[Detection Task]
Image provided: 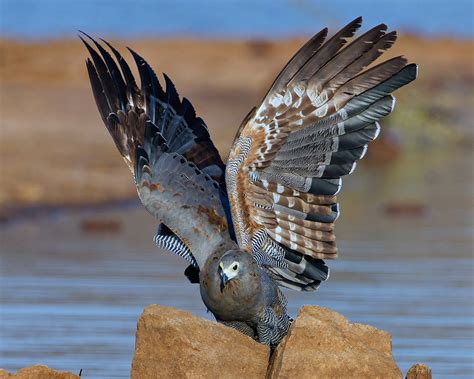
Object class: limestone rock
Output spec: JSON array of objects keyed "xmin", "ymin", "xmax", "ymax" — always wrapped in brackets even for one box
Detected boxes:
[
  {"xmin": 406, "ymin": 363, "xmax": 432, "ymax": 379},
  {"xmin": 269, "ymin": 306, "xmax": 402, "ymax": 379},
  {"xmin": 131, "ymin": 304, "xmax": 270, "ymax": 379},
  {"xmin": 0, "ymin": 365, "xmax": 79, "ymax": 378}
]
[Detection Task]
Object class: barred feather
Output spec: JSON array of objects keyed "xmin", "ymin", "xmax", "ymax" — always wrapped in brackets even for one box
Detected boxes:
[
  {"xmin": 226, "ymin": 17, "xmax": 418, "ymax": 290},
  {"xmin": 82, "ymin": 35, "xmax": 235, "ymax": 269},
  {"xmin": 154, "ymin": 231, "xmax": 198, "ymax": 268}
]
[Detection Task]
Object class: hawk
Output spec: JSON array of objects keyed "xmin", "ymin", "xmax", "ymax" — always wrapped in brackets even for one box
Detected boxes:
[{"xmin": 81, "ymin": 17, "xmax": 417, "ymax": 346}]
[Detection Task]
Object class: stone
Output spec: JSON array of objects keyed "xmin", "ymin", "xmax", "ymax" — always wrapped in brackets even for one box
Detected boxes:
[
  {"xmin": 0, "ymin": 365, "xmax": 80, "ymax": 378},
  {"xmin": 131, "ymin": 304, "xmax": 270, "ymax": 379},
  {"xmin": 268, "ymin": 305, "xmax": 402, "ymax": 379},
  {"xmin": 406, "ymin": 363, "xmax": 432, "ymax": 379}
]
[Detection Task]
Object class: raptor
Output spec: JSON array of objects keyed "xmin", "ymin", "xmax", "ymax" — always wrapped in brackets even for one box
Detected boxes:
[{"xmin": 81, "ymin": 17, "xmax": 417, "ymax": 346}]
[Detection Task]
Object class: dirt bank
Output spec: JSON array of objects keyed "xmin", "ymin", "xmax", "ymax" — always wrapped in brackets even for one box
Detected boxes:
[{"xmin": 1, "ymin": 36, "xmax": 472, "ymax": 219}]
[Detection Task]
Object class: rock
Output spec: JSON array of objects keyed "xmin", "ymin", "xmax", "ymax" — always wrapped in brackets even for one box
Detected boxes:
[
  {"xmin": 131, "ymin": 304, "xmax": 270, "ymax": 379},
  {"xmin": 269, "ymin": 306, "xmax": 402, "ymax": 379},
  {"xmin": 0, "ymin": 365, "xmax": 80, "ymax": 378},
  {"xmin": 406, "ymin": 363, "xmax": 432, "ymax": 379},
  {"xmin": 3, "ymin": 306, "xmax": 423, "ymax": 378}
]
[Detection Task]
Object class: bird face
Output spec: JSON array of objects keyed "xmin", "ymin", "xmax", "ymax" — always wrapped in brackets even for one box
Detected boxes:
[
  {"xmin": 218, "ymin": 251, "xmax": 245, "ymax": 292},
  {"xmin": 218, "ymin": 260, "xmax": 240, "ymax": 291}
]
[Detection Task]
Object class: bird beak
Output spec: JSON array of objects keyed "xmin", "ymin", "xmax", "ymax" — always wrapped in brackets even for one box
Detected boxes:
[{"xmin": 219, "ymin": 268, "xmax": 229, "ymax": 292}]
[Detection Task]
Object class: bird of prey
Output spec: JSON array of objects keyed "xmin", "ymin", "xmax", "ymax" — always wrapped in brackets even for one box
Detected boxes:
[{"xmin": 81, "ymin": 17, "xmax": 417, "ymax": 346}]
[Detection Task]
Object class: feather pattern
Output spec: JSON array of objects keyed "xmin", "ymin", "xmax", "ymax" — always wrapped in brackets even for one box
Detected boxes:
[
  {"xmin": 82, "ymin": 35, "xmax": 235, "ymax": 268},
  {"xmin": 82, "ymin": 24, "xmax": 417, "ymax": 347},
  {"xmin": 226, "ymin": 17, "xmax": 418, "ymax": 290}
]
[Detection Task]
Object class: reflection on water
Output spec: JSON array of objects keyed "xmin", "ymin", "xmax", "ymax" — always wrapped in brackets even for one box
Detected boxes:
[{"xmin": 1, "ymin": 148, "xmax": 473, "ymax": 378}]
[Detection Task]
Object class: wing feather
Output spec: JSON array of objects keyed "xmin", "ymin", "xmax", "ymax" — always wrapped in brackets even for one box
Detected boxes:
[
  {"xmin": 82, "ymin": 35, "xmax": 235, "ymax": 268},
  {"xmin": 226, "ymin": 18, "xmax": 418, "ymax": 290}
]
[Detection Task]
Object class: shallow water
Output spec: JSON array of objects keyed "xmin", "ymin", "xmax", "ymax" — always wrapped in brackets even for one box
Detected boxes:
[{"xmin": 1, "ymin": 148, "xmax": 473, "ymax": 378}]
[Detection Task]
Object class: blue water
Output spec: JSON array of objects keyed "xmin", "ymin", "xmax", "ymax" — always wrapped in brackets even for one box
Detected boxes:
[
  {"xmin": 1, "ymin": 149, "xmax": 473, "ymax": 378},
  {"xmin": 1, "ymin": 0, "xmax": 473, "ymax": 40}
]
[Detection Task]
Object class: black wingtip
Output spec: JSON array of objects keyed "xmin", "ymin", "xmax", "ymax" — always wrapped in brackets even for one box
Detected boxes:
[
  {"xmin": 78, "ymin": 30, "xmax": 94, "ymax": 40},
  {"xmin": 315, "ymin": 27, "xmax": 329, "ymax": 40},
  {"xmin": 342, "ymin": 16, "xmax": 362, "ymax": 30},
  {"xmin": 78, "ymin": 31, "xmax": 102, "ymax": 51},
  {"xmin": 99, "ymin": 37, "xmax": 117, "ymax": 51},
  {"xmin": 127, "ymin": 47, "xmax": 142, "ymax": 62},
  {"xmin": 379, "ymin": 23, "xmax": 388, "ymax": 32},
  {"xmin": 78, "ymin": 34, "xmax": 97, "ymax": 56},
  {"xmin": 351, "ymin": 16, "xmax": 363, "ymax": 29},
  {"xmin": 100, "ymin": 38, "xmax": 125, "ymax": 62},
  {"xmin": 127, "ymin": 47, "xmax": 150, "ymax": 72},
  {"xmin": 386, "ymin": 30, "xmax": 398, "ymax": 40},
  {"xmin": 407, "ymin": 63, "xmax": 419, "ymax": 79},
  {"xmin": 80, "ymin": 31, "xmax": 104, "ymax": 51},
  {"xmin": 163, "ymin": 73, "xmax": 181, "ymax": 109}
]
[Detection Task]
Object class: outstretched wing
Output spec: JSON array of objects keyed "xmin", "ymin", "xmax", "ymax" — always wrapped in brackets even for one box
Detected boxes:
[
  {"xmin": 226, "ymin": 17, "xmax": 418, "ymax": 290},
  {"xmin": 82, "ymin": 34, "xmax": 235, "ymax": 268}
]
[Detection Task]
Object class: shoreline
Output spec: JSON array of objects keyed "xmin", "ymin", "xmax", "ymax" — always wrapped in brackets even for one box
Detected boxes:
[{"xmin": 1, "ymin": 35, "xmax": 472, "ymax": 220}]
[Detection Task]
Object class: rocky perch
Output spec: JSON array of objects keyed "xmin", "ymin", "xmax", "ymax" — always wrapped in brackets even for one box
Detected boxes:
[
  {"xmin": 132, "ymin": 304, "xmax": 432, "ymax": 379},
  {"xmin": 1, "ymin": 305, "xmax": 432, "ymax": 379},
  {"xmin": 0, "ymin": 365, "xmax": 80, "ymax": 378}
]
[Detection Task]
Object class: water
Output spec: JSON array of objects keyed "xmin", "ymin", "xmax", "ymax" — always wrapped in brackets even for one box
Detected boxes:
[
  {"xmin": 1, "ymin": 0, "xmax": 473, "ymax": 40},
  {"xmin": 1, "ymin": 149, "xmax": 473, "ymax": 378}
]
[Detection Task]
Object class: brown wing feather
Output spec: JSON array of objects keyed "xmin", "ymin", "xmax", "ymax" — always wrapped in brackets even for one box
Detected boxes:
[{"xmin": 226, "ymin": 17, "xmax": 418, "ymax": 290}]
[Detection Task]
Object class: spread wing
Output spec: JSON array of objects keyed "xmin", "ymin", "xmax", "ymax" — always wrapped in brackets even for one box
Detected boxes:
[
  {"xmin": 82, "ymin": 34, "xmax": 234, "ymax": 268},
  {"xmin": 226, "ymin": 17, "xmax": 418, "ymax": 290}
]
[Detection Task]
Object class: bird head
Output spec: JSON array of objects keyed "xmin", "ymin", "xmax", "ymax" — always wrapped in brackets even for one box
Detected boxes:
[{"xmin": 218, "ymin": 250, "xmax": 253, "ymax": 292}]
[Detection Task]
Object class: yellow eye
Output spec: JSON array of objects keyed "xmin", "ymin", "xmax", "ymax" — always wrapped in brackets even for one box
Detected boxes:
[
  {"xmin": 232, "ymin": 263, "xmax": 239, "ymax": 271},
  {"xmin": 219, "ymin": 262, "xmax": 224, "ymax": 270}
]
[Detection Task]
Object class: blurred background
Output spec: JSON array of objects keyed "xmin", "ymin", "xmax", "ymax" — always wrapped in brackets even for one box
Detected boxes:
[{"xmin": 0, "ymin": 0, "xmax": 473, "ymax": 378}]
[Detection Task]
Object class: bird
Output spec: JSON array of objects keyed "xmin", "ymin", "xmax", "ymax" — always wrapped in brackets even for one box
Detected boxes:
[{"xmin": 80, "ymin": 16, "xmax": 417, "ymax": 347}]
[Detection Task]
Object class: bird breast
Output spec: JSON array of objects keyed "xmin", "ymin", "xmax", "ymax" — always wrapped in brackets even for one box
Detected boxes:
[{"xmin": 199, "ymin": 253, "xmax": 264, "ymax": 322}]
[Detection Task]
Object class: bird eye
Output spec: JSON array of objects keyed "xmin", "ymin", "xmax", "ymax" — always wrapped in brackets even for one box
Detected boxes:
[{"xmin": 232, "ymin": 264, "xmax": 238, "ymax": 271}]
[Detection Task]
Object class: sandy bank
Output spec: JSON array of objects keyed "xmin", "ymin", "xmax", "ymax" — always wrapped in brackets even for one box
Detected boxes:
[{"xmin": 1, "ymin": 36, "xmax": 472, "ymax": 219}]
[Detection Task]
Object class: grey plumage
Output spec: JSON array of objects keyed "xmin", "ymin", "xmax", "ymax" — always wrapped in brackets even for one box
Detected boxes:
[
  {"xmin": 81, "ymin": 17, "xmax": 417, "ymax": 346},
  {"xmin": 200, "ymin": 250, "xmax": 290, "ymax": 346},
  {"xmin": 81, "ymin": 33, "xmax": 287, "ymax": 345}
]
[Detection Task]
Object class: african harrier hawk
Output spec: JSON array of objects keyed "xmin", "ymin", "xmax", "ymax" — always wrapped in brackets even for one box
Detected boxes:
[{"xmin": 81, "ymin": 17, "xmax": 417, "ymax": 346}]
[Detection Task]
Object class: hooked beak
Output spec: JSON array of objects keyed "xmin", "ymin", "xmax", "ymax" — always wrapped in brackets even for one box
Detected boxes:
[{"xmin": 219, "ymin": 267, "xmax": 230, "ymax": 292}]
